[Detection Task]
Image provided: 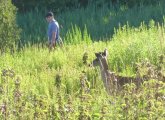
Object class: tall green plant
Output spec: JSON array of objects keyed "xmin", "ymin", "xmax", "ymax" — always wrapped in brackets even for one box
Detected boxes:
[
  {"xmin": 17, "ymin": 1, "xmax": 165, "ymax": 45},
  {"xmin": 0, "ymin": 0, "xmax": 21, "ymax": 53}
]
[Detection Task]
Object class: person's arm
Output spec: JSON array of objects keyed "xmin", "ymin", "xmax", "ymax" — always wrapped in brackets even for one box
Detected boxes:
[
  {"xmin": 51, "ymin": 24, "xmax": 57, "ymax": 48},
  {"xmin": 52, "ymin": 31, "xmax": 56, "ymax": 47}
]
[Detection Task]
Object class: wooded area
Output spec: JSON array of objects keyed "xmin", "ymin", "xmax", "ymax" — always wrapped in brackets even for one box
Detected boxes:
[{"xmin": 12, "ymin": 0, "xmax": 159, "ymax": 12}]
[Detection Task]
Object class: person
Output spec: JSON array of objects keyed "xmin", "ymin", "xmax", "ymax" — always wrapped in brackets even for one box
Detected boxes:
[{"xmin": 45, "ymin": 12, "xmax": 63, "ymax": 50}]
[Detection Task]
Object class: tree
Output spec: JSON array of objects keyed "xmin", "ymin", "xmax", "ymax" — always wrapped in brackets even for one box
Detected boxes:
[{"xmin": 0, "ymin": 0, "xmax": 21, "ymax": 53}]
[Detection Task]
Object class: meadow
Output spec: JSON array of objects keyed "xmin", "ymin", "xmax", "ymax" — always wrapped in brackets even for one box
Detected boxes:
[
  {"xmin": 0, "ymin": 2, "xmax": 165, "ymax": 120},
  {"xmin": 17, "ymin": 1, "xmax": 165, "ymax": 44}
]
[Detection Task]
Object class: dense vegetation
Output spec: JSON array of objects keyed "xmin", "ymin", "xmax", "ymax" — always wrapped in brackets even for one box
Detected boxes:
[
  {"xmin": 13, "ymin": 0, "xmax": 162, "ymax": 12},
  {"xmin": 0, "ymin": 0, "xmax": 20, "ymax": 53},
  {"xmin": 0, "ymin": 0, "xmax": 165, "ymax": 119},
  {"xmin": 17, "ymin": 0, "xmax": 165, "ymax": 45},
  {"xmin": 0, "ymin": 20, "xmax": 165, "ymax": 119}
]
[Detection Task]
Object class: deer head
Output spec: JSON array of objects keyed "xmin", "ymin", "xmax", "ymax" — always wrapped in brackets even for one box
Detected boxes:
[{"xmin": 92, "ymin": 49, "xmax": 109, "ymax": 70}]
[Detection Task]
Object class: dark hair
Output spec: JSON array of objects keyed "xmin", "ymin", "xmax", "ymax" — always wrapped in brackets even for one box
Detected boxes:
[{"xmin": 45, "ymin": 12, "xmax": 54, "ymax": 18}]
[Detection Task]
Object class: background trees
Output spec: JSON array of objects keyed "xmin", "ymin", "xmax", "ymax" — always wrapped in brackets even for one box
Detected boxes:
[{"xmin": 12, "ymin": 0, "xmax": 161, "ymax": 12}]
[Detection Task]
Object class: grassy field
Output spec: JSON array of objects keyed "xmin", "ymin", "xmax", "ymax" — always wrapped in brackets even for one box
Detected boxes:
[
  {"xmin": 0, "ymin": 18, "xmax": 165, "ymax": 119},
  {"xmin": 17, "ymin": 1, "xmax": 165, "ymax": 45}
]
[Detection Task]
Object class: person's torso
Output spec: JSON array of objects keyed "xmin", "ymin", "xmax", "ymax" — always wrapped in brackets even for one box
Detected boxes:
[{"xmin": 48, "ymin": 19, "xmax": 59, "ymax": 41}]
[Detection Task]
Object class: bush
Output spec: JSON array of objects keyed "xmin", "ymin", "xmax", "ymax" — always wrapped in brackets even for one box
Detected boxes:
[{"xmin": 0, "ymin": 0, "xmax": 21, "ymax": 53}]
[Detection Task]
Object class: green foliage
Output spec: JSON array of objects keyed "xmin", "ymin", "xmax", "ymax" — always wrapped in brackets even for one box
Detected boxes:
[
  {"xmin": 13, "ymin": 0, "xmax": 79, "ymax": 12},
  {"xmin": 64, "ymin": 24, "xmax": 92, "ymax": 45},
  {"xmin": 0, "ymin": 0, "xmax": 21, "ymax": 52},
  {"xmin": 120, "ymin": 0, "xmax": 160, "ymax": 7},
  {"xmin": 97, "ymin": 19, "xmax": 163, "ymax": 74},
  {"xmin": 13, "ymin": 0, "xmax": 164, "ymax": 12},
  {"xmin": 17, "ymin": 1, "xmax": 165, "ymax": 45},
  {"xmin": 0, "ymin": 2, "xmax": 165, "ymax": 119},
  {"xmin": 0, "ymin": 19, "xmax": 165, "ymax": 119}
]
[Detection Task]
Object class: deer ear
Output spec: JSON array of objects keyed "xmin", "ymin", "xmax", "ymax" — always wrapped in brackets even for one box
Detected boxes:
[{"xmin": 103, "ymin": 49, "xmax": 108, "ymax": 57}]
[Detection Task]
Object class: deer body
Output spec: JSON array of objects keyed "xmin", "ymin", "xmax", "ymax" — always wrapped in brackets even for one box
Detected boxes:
[
  {"xmin": 92, "ymin": 49, "xmax": 139, "ymax": 94},
  {"xmin": 89, "ymin": 49, "xmax": 165, "ymax": 95}
]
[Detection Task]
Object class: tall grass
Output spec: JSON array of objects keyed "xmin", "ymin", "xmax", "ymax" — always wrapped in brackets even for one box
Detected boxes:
[
  {"xmin": 107, "ymin": 20, "xmax": 165, "ymax": 74},
  {"xmin": 17, "ymin": 1, "xmax": 165, "ymax": 45},
  {"xmin": 0, "ymin": 20, "xmax": 165, "ymax": 119},
  {"xmin": 0, "ymin": 2, "xmax": 165, "ymax": 119}
]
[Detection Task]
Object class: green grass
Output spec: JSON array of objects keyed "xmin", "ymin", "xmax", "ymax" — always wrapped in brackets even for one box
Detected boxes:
[
  {"xmin": 17, "ymin": 1, "xmax": 165, "ymax": 45},
  {"xmin": 0, "ymin": 19, "xmax": 165, "ymax": 119},
  {"xmin": 0, "ymin": 1, "xmax": 165, "ymax": 119}
]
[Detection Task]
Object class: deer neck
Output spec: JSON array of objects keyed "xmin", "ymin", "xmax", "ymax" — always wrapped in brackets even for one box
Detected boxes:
[
  {"xmin": 98, "ymin": 57, "xmax": 113, "ymax": 94},
  {"xmin": 98, "ymin": 58, "xmax": 110, "ymax": 82},
  {"xmin": 98, "ymin": 58, "xmax": 109, "ymax": 74}
]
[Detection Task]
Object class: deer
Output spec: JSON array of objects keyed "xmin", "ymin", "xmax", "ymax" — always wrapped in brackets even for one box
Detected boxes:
[{"xmin": 90, "ymin": 49, "xmax": 142, "ymax": 95}]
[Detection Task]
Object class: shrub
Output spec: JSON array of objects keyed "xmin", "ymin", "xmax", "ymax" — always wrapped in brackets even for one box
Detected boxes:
[{"xmin": 0, "ymin": 0, "xmax": 21, "ymax": 53}]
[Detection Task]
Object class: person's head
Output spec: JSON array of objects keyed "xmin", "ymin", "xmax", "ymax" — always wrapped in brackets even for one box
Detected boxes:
[{"xmin": 45, "ymin": 12, "xmax": 54, "ymax": 23}]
